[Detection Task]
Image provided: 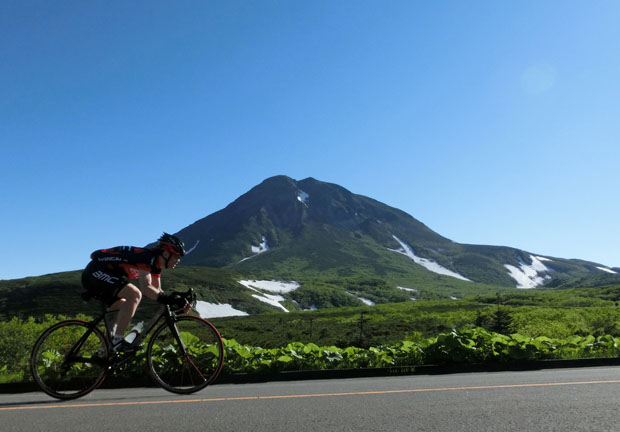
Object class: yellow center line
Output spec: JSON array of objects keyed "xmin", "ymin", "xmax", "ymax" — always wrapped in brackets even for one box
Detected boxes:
[{"xmin": 3, "ymin": 379, "xmax": 620, "ymax": 412}]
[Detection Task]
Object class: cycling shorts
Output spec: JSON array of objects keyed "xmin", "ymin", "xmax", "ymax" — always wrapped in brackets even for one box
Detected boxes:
[{"xmin": 81, "ymin": 261, "xmax": 129, "ymax": 306}]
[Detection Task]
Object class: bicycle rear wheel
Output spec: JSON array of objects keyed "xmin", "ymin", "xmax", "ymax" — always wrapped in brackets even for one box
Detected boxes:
[
  {"xmin": 147, "ymin": 315, "xmax": 224, "ymax": 394},
  {"xmin": 30, "ymin": 319, "xmax": 108, "ymax": 400}
]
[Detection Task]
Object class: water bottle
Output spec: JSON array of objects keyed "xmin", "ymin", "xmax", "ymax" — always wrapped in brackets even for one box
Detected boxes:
[{"xmin": 124, "ymin": 321, "xmax": 144, "ymax": 343}]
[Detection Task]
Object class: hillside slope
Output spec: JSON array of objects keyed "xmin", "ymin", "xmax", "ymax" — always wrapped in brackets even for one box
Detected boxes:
[{"xmin": 176, "ymin": 176, "xmax": 617, "ymax": 289}]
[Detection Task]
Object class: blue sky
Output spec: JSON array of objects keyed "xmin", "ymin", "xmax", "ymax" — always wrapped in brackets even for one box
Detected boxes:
[{"xmin": 2, "ymin": 1, "xmax": 619, "ymax": 280}]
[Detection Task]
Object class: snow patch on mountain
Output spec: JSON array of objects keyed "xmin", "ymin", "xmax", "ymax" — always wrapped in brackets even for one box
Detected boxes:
[
  {"xmin": 239, "ymin": 279, "xmax": 300, "ymax": 293},
  {"xmin": 238, "ymin": 279, "xmax": 301, "ymax": 312},
  {"xmin": 504, "ymin": 255, "xmax": 552, "ymax": 288},
  {"xmin": 397, "ymin": 286, "xmax": 418, "ymax": 300},
  {"xmin": 535, "ymin": 255, "xmax": 552, "ymax": 262},
  {"xmin": 251, "ymin": 236, "xmax": 269, "ymax": 254},
  {"xmin": 239, "ymin": 236, "xmax": 270, "ymax": 263},
  {"xmin": 597, "ymin": 266, "xmax": 617, "ymax": 274},
  {"xmin": 195, "ymin": 301, "xmax": 248, "ymax": 318},
  {"xmin": 358, "ymin": 297, "xmax": 375, "ymax": 306},
  {"xmin": 297, "ymin": 190, "xmax": 309, "ymax": 206},
  {"xmin": 389, "ymin": 235, "xmax": 471, "ymax": 282},
  {"xmin": 345, "ymin": 291, "xmax": 376, "ymax": 306},
  {"xmin": 251, "ymin": 293, "xmax": 289, "ymax": 312},
  {"xmin": 185, "ymin": 240, "xmax": 200, "ymax": 255}
]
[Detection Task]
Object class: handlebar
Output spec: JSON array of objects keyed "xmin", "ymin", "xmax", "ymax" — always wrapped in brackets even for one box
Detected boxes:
[
  {"xmin": 167, "ymin": 287, "xmax": 197, "ymax": 313},
  {"xmin": 181, "ymin": 287, "xmax": 197, "ymax": 307}
]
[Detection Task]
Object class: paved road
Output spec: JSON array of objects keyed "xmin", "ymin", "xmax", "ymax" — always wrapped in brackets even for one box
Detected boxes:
[{"xmin": 2, "ymin": 366, "xmax": 620, "ymax": 431}]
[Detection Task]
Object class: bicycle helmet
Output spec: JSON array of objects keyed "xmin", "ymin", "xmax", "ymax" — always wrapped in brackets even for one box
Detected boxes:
[{"xmin": 157, "ymin": 232, "xmax": 186, "ymax": 256}]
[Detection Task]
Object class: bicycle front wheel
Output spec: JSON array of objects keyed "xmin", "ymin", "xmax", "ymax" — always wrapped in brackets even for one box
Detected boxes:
[
  {"xmin": 147, "ymin": 315, "xmax": 224, "ymax": 394},
  {"xmin": 30, "ymin": 319, "xmax": 108, "ymax": 400}
]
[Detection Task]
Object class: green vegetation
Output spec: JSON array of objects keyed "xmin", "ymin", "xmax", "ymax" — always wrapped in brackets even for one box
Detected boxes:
[
  {"xmin": 0, "ymin": 315, "xmax": 78, "ymax": 383},
  {"xmin": 2, "ymin": 257, "xmax": 618, "ymax": 321},
  {"xmin": 222, "ymin": 329, "xmax": 620, "ymax": 373},
  {"xmin": 3, "ymin": 283, "xmax": 620, "ymax": 385},
  {"xmin": 209, "ymin": 284, "xmax": 620, "ymax": 348},
  {"xmin": 0, "ymin": 264, "xmax": 524, "ymax": 322},
  {"xmin": 232, "ymin": 224, "xmax": 519, "ymax": 301},
  {"xmin": 4, "ymin": 321, "xmax": 620, "ymax": 385}
]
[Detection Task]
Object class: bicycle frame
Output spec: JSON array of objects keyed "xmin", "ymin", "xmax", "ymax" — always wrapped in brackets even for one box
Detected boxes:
[
  {"xmin": 95, "ymin": 304, "xmax": 190, "ymax": 365},
  {"xmin": 61, "ymin": 313, "xmax": 108, "ymax": 369},
  {"xmin": 129, "ymin": 305, "xmax": 191, "ymax": 347},
  {"xmin": 53, "ymin": 303, "xmax": 177, "ymax": 375}
]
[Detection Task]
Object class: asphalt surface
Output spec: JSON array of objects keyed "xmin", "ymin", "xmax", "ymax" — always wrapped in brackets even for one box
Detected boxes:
[{"xmin": 2, "ymin": 366, "xmax": 620, "ymax": 431}]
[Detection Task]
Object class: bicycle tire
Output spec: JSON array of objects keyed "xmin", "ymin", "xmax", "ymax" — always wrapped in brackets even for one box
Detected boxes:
[
  {"xmin": 146, "ymin": 315, "xmax": 224, "ymax": 394},
  {"xmin": 30, "ymin": 319, "xmax": 108, "ymax": 400}
]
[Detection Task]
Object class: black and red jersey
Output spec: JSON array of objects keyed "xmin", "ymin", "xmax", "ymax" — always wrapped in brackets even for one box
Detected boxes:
[{"xmin": 89, "ymin": 246, "xmax": 162, "ymax": 280}]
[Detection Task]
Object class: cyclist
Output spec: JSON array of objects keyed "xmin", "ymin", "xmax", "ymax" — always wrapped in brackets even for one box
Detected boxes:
[{"xmin": 81, "ymin": 233, "xmax": 188, "ymax": 351}]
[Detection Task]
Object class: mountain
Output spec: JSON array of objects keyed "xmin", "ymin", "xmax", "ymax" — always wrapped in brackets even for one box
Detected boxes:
[
  {"xmin": 174, "ymin": 175, "xmax": 618, "ymax": 291},
  {"xmin": 2, "ymin": 175, "xmax": 618, "ymax": 319}
]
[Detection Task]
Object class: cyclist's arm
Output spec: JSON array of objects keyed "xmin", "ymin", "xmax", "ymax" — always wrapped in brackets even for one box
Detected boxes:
[{"xmin": 138, "ymin": 270, "xmax": 162, "ymax": 300}]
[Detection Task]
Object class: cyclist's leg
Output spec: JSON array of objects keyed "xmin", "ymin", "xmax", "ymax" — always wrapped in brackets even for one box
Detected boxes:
[
  {"xmin": 110, "ymin": 284, "xmax": 142, "ymax": 338},
  {"xmin": 82, "ymin": 263, "xmax": 131, "ymax": 336}
]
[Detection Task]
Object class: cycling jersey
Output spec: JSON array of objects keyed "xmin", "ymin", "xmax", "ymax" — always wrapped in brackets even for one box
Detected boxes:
[
  {"xmin": 81, "ymin": 246, "xmax": 163, "ymax": 306},
  {"xmin": 89, "ymin": 246, "xmax": 163, "ymax": 279}
]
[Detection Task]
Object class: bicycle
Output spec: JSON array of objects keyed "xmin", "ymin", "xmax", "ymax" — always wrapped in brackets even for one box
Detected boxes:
[{"xmin": 30, "ymin": 288, "xmax": 225, "ymax": 400}]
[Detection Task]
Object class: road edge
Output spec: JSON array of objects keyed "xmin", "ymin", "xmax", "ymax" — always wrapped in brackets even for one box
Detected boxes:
[{"xmin": 5, "ymin": 356, "xmax": 620, "ymax": 394}]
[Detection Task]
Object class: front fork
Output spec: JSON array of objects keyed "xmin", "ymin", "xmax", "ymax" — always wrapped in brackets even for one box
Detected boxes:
[{"xmin": 166, "ymin": 312, "xmax": 189, "ymax": 357}]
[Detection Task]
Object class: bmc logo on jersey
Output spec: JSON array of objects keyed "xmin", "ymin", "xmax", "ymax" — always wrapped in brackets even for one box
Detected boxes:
[{"xmin": 93, "ymin": 270, "xmax": 119, "ymax": 284}]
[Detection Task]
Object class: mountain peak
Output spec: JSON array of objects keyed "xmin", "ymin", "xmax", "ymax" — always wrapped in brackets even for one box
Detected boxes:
[
  {"xmin": 175, "ymin": 176, "xmax": 619, "ymax": 290},
  {"xmin": 260, "ymin": 174, "xmax": 297, "ymax": 185}
]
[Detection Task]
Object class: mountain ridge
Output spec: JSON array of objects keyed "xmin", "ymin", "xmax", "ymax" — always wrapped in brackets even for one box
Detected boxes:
[{"xmin": 173, "ymin": 175, "xmax": 617, "ymax": 290}]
